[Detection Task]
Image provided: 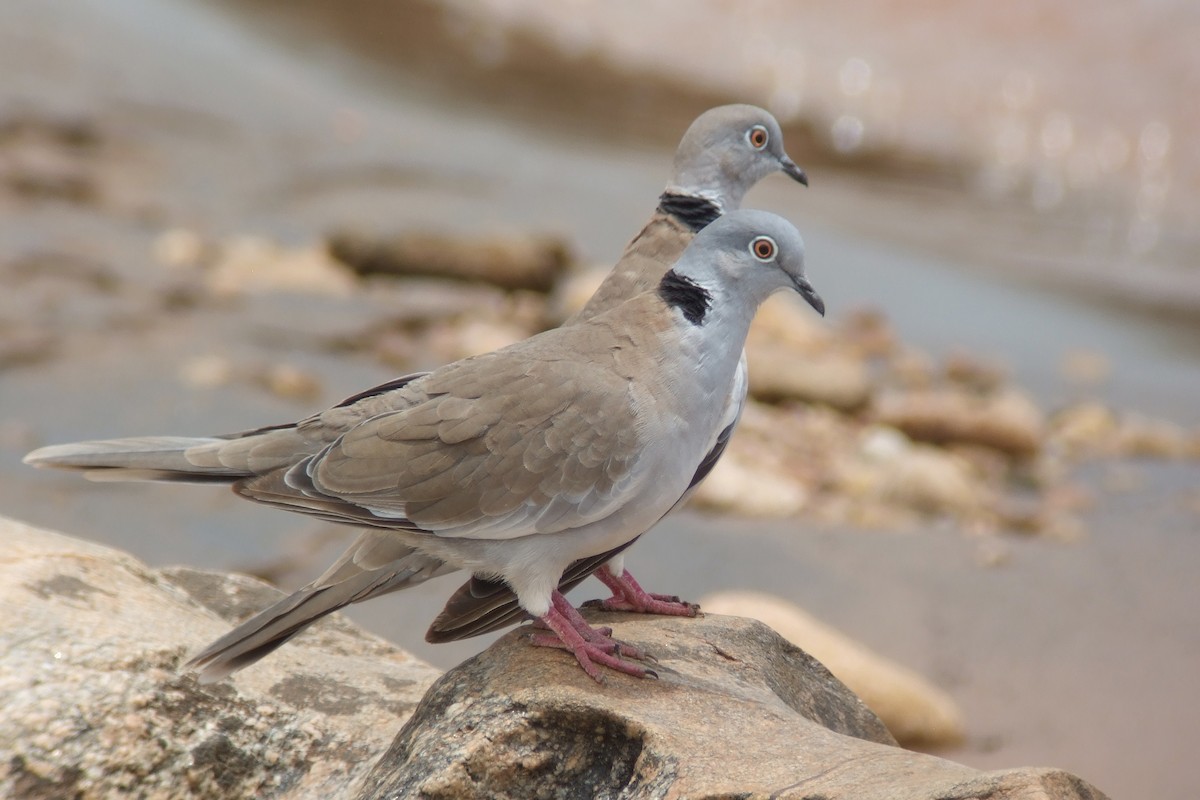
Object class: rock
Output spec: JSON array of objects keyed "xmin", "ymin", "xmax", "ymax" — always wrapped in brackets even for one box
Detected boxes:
[
  {"xmin": 873, "ymin": 387, "xmax": 1044, "ymax": 458},
  {"xmin": 878, "ymin": 445, "xmax": 987, "ymax": 516},
  {"xmin": 0, "ymin": 517, "xmax": 440, "ymax": 800},
  {"xmin": 837, "ymin": 426, "xmax": 989, "ymax": 518},
  {"xmin": 747, "ymin": 343, "xmax": 873, "ymax": 411},
  {"xmin": 206, "ymin": 236, "xmax": 359, "ymax": 297},
  {"xmin": 1050, "ymin": 403, "xmax": 1195, "ymax": 460},
  {"xmin": 260, "ymin": 363, "xmax": 324, "ymax": 404},
  {"xmin": 885, "ymin": 346, "xmax": 938, "ymax": 389},
  {"xmin": 328, "ymin": 230, "xmax": 572, "ymax": 293},
  {"xmin": 1112, "ymin": 413, "xmax": 1192, "ymax": 459},
  {"xmin": 178, "ymin": 353, "xmax": 236, "ymax": 389},
  {"xmin": 697, "ymin": 590, "xmax": 965, "ymax": 748},
  {"xmin": 545, "ymin": 265, "xmax": 606, "ymax": 322},
  {"xmin": 742, "ymin": 295, "xmax": 872, "ymax": 410},
  {"xmin": 942, "ymin": 350, "xmax": 1008, "ymax": 393},
  {"xmin": 358, "ymin": 612, "xmax": 1107, "ymax": 800},
  {"xmin": 690, "ymin": 449, "xmax": 810, "ymax": 517},
  {"xmin": 0, "ymin": 518, "xmax": 1107, "ymax": 799},
  {"xmin": 746, "ymin": 292, "xmax": 831, "ymax": 351},
  {"xmin": 838, "ymin": 306, "xmax": 897, "ymax": 357},
  {"xmin": 1049, "ymin": 401, "xmax": 1119, "ymax": 457},
  {"xmin": 153, "ymin": 228, "xmax": 208, "ymax": 270}
]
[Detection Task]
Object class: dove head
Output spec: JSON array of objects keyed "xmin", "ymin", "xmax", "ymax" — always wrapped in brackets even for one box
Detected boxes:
[
  {"xmin": 668, "ymin": 105, "xmax": 807, "ymax": 210},
  {"xmin": 662, "ymin": 209, "xmax": 824, "ymax": 324}
]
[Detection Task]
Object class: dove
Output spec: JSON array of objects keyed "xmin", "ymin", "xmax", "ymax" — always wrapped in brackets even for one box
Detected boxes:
[
  {"xmin": 428, "ymin": 103, "xmax": 808, "ymax": 638},
  {"xmin": 25, "ymin": 209, "xmax": 824, "ymax": 682}
]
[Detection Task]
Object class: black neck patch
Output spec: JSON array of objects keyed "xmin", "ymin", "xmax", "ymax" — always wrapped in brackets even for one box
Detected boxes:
[
  {"xmin": 657, "ymin": 191, "xmax": 722, "ymax": 232},
  {"xmin": 658, "ymin": 269, "xmax": 712, "ymax": 325}
]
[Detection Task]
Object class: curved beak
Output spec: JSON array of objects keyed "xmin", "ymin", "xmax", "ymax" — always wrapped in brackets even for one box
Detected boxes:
[
  {"xmin": 780, "ymin": 156, "xmax": 808, "ymax": 186},
  {"xmin": 792, "ymin": 276, "xmax": 825, "ymax": 317}
]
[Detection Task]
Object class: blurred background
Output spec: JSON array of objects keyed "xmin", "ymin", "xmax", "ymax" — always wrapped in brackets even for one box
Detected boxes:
[{"xmin": 1, "ymin": 1, "xmax": 1197, "ymax": 797}]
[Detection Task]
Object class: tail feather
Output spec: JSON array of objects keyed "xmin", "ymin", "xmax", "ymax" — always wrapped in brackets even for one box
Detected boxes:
[
  {"xmin": 24, "ymin": 437, "xmax": 249, "ymax": 482},
  {"xmin": 22, "ymin": 438, "xmax": 267, "ymax": 482},
  {"xmin": 185, "ymin": 540, "xmax": 453, "ymax": 682}
]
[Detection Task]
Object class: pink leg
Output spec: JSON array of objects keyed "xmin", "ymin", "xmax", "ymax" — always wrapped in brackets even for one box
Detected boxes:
[
  {"xmin": 584, "ymin": 566, "xmax": 700, "ymax": 617},
  {"xmin": 528, "ymin": 591, "xmax": 655, "ymax": 682}
]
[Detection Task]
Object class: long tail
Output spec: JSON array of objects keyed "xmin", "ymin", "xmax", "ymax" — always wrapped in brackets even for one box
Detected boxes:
[
  {"xmin": 185, "ymin": 533, "xmax": 455, "ymax": 683},
  {"xmin": 23, "ymin": 436, "xmax": 254, "ymax": 483}
]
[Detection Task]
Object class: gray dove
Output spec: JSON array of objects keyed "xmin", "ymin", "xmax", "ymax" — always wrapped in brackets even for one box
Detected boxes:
[
  {"xmin": 431, "ymin": 103, "xmax": 808, "ymax": 639},
  {"xmin": 26, "ymin": 209, "xmax": 824, "ymax": 682}
]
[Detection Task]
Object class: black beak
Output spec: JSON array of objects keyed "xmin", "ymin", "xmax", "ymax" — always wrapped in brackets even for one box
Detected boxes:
[
  {"xmin": 793, "ymin": 277, "xmax": 825, "ymax": 317},
  {"xmin": 780, "ymin": 156, "xmax": 808, "ymax": 186}
]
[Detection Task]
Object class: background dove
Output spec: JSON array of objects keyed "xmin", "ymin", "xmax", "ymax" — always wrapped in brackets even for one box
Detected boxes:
[{"xmin": 26, "ymin": 209, "xmax": 824, "ymax": 682}]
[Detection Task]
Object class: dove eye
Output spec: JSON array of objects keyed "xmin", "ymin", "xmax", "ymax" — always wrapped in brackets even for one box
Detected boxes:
[
  {"xmin": 750, "ymin": 235, "xmax": 777, "ymax": 261},
  {"xmin": 747, "ymin": 125, "xmax": 769, "ymax": 149}
]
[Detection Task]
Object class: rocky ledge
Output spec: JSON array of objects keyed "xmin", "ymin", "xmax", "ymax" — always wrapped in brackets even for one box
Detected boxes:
[{"xmin": 0, "ymin": 517, "xmax": 1108, "ymax": 799}]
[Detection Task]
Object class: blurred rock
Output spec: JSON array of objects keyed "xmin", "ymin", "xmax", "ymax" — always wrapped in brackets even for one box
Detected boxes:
[
  {"xmin": 690, "ymin": 449, "xmax": 810, "ymax": 517},
  {"xmin": 1049, "ymin": 401, "xmax": 1119, "ymax": 456},
  {"xmin": 943, "ymin": 349, "xmax": 1008, "ymax": 392},
  {"xmin": 0, "ymin": 517, "xmax": 440, "ymax": 800},
  {"xmin": 885, "ymin": 346, "xmax": 938, "ymax": 389},
  {"xmin": 1050, "ymin": 403, "xmax": 1197, "ymax": 461},
  {"xmin": 328, "ymin": 230, "xmax": 571, "ymax": 292},
  {"xmin": 0, "ymin": 325, "xmax": 58, "ymax": 371},
  {"xmin": 0, "ymin": 112, "xmax": 100, "ymax": 205},
  {"xmin": 839, "ymin": 306, "xmax": 897, "ymax": 357},
  {"xmin": 874, "ymin": 387, "xmax": 1044, "ymax": 458},
  {"xmin": 839, "ymin": 430, "xmax": 988, "ymax": 518},
  {"xmin": 178, "ymin": 353, "xmax": 235, "ymax": 389},
  {"xmin": 747, "ymin": 292, "xmax": 830, "ymax": 351},
  {"xmin": 153, "ymin": 227, "xmax": 208, "ymax": 270},
  {"xmin": 747, "ymin": 343, "xmax": 872, "ymax": 410},
  {"xmin": 699, "ymin": 590, "xmax": 965, "ymax": 748},
  {"xmin": 1113, "ymin": 413, "xmax": 1192, "ymax": 459},
  {"xmin": 260, "ymin": 363, "xmax": 324, "ymax": 404},
  {"xmin": 545, "ymin": 264, "xmax": 606, "ymax": 322},
  {"xmin": 206, "ymin": 236, "xmax": 358, "ymax": 297},
  {"xmin": 358, "ymin": 612, "xmax": 1105, "ymax": 800}
]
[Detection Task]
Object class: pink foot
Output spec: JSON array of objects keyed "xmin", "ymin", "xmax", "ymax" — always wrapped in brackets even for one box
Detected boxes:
[
  {"xmin": 583, "ymin": 566, "xmax": 700, "ymax": 617},
  {"xmin": 528, "ymin": 591, "xmax": 655, "ymax": 682}
]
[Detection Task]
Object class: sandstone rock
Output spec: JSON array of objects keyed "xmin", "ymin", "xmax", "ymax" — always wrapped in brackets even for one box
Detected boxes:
[
  {"xmin": 206, "ymin": 236, "xmax": 359, "ymax": 297},
  {"xmin": 1, "ymin": 518, "xmax": 1108, "ymax": 800},
  {"xmin": 1113, "ymin": 413, "xmax": 1192, "ymax": 459},
  {"xmin": 1049, "ymin": 401, "xmax": 1119, "ymax": 457},
  {"xmin": 837, "ymin": 426, "xmax": 988, "ymax": 518},
  {"xmin": 358, "ymin": 612, "xmax": 1107, "ymax": 800},
  {"xmin": 873, "ymin": 387, "xmax": 1044, "ymax": 458},
  {"xmin": 0, "ymin": 517, "xmax": 440, "ymax": 800},
  {"xmin": 545, "ymin": 265, "xmax": 606, "ymax": 322},
  {"xmin": 942, "ymin": 349, "xmax": 1008, "ymax": 393},
  {"xmin": 751, "ymin": 293, "xmax": 830, "ymax": 345},
  {"xmin": 328, "ymin": 230, "xmax": 571, "ymax": 293},
  {"xmin": 690, "ymin": 449, "xmax": 810, "ymax": 517},
  {"xmin": 698, "ymin": 590, "xmax": 965, "ymax": 748},
  {"xmin": 747, "ymin": 342, "xmax": 872, "ymax": 411},
  {"xmin": 838, "ymin": 306, "xmax": 897, "ymax": 357}
]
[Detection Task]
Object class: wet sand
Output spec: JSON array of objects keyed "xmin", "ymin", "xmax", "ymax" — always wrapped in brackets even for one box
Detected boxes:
[{"xmin": 2, "ymin": 2, "xmax": 1199, "ymax": 799}]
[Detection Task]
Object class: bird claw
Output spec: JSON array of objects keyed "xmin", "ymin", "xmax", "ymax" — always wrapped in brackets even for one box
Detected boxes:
[
  {"xmin": 528, "ymin": 592, "xmax": 657, "ymax": 682},
  {"xmin": 587, "ymin": 567, "xmax": 701, "ymax": 617}
]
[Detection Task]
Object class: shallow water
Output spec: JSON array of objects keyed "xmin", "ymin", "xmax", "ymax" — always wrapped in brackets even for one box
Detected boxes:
[{"xmin": 1, "ymin": 1, "xmax": 1198, "ymax": 798}]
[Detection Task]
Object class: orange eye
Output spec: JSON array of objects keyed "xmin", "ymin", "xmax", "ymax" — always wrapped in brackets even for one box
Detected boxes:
[
  {"xmin": 750, "ymin": 236, "xmax": 776, "ymax": 261},
  {"xmin": 747, "ymin": 125, "xmax": 769, "ymax": 149}
]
